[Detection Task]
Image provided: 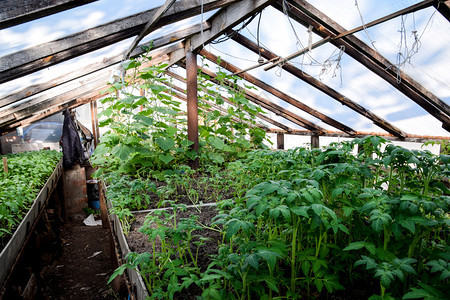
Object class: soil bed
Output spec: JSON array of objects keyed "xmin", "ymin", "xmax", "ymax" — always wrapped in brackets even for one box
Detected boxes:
[
  {"xmin": 38, "ymin": 216, "xmax": 119, "ymax": 300},
  {"xmin": 126, "ymin": 205, "xmax": 220, "ymax": 299}
]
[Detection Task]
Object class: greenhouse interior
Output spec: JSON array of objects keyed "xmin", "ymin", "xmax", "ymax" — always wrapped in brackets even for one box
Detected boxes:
[{"xmin": 0, "ymin": 0, "xmax": 449, "ymax": 299}]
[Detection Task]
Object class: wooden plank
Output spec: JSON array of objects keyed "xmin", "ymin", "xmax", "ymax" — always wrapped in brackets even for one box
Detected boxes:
[
  {"xmin": 0, "ymin": 0, "xmax": 237, "ymax": 84},
  {"xmin": 311, "ymin": 134, "xmax": 320, "ymax": 148},
  {"xmin": 1, "ymin": 92, "xmax": 106, "ymax": 135},
  {"xmin": 435, "ymin": 0, "xmax": 450, "ymax": 22},
  {"xmin": 280, "ymin": 0, "xmax": 450, "ymax": 130},
  {"xmin": 277, "ymin": 133, "xmax": 285, "ymax": 149},
  {"xmin": 229, "ymin": 31, "xmax": 408, "ymax": 138},
  {"xmin": 0, "ymin": 70, "xmax": 109, "ymax": 120},
  {"xmin": 123, "ymin": 0, "xmax": 176, "ymax": 60},
  {"xmin": 197, "ymin": 65, "xmax": 326, "ymax": 133},
  {"xmin": 168, "ymin": 0, "xmax": 277, "ymax": 66},
  {"xmin": 266, "ymin": 128, "xmax": 450, "ymax": 143},
  {"xmin": 0, "ymin": 76, "xmax": 109, "ymax": 127},
  {"xmin": 0, "ymin": 0, "xmax": 98, "ymax": 29},
  {"xmin": 2, "ymin": 157, "xmax": 7, "ymax": 173},
  {"xmin": 0, "ymin": 36, "xmax": 185, "ymax": 108},
  {"xmin": 200, "ymin": 49, "xmax": 357, "ymax": 134}
]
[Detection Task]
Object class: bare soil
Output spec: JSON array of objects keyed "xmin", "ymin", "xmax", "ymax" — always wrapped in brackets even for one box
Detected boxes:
[{"xmin": 37, "ymin": 215, "xmax": 122, "ymax": 300}]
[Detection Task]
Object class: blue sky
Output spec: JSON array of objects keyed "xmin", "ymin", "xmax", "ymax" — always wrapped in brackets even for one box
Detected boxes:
[{"xmin": 0, "ymin": 0, "xmax": 449, "ymax": 136}]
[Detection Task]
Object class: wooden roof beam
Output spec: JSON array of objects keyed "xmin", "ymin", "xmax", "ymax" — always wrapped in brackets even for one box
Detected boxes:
[
  {"xmin": 229, "ymin": 31, "xmax": 407, "ymax": 138},
  {"xmin": 279, "ymin": 0, "xmax": 450, "ymax": 131},
  {"xmin": 168, "ymin": 0, "xmax": 277, "ymax": 67},
  {"xmin": 0, "ymin": 39, "xmax": 184, "ymax": 108},
  {"xmin": 122, "ymin": 0, "xmax": 176, "ymax": 60},
  {"xmin": 265, "ymin": 0, "xmax": 438, "ymax": 71},
  {"xmin": 164, "ymin": 70, "xmax": 293, "ymax": 132},
  {"xmin": 266, "ymin": 128, "xmax": 450, "ymax": 143},
  {"xmin": 200, "ymin": 49, "xmax": 356, "ymax": 135},
  {"xmin": 0, "ymin": 0, "xmax": 98, "ymax": 30},
  {"xmin": 0, "ymin": 76, "xmax": 109, "ymax": 127},
  {"xmin": 435, "ymin": 0, "xmax": 450, "ymax": 22},
  {"xmin": 193, "ymin": 64, "xmax": 326, "ymax": 133},
  {"xmin": 0, "ymin": 0, "xmax": 237, "ymax": 84}
]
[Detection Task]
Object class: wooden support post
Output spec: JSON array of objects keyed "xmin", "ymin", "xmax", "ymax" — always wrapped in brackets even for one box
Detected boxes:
[
  {"xmin": 2, "ymin": 156, "xmax": 7, "ymax": 173},
  {"xmin": 311, "ymin": 134, "xmax": 320, "ymax": 148},
  {"xmin": 98, "ymin": 182, "xmax": 108, "ymax": 229},
  {"xmin": 90, "ymin": 101, "xmax": 98, "ymax": 148},
  {"xmin": 93, "ymin": 99, "xmax": 100, "ymax": 146},
  {"xmin": 277, "ymin": 133, "xmax": 285, "ymax": 150},
  {"xmin": 186, "ymin": 49, "xmax": 199, "ymax": 169}
]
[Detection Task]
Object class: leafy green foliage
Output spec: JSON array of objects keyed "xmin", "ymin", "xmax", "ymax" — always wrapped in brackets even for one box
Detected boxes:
[
  {"xmin": 95, "ymin": 48, "xmax": 449, "ymax": 299},
  {"xmin": 0, "ymin": 150, "xmax": 62, "ymax": 248}
]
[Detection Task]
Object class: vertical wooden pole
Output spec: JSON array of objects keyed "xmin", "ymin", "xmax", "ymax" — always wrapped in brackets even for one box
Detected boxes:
[
  {"xmin": 277, "ymin": 133, "xmax": 285, "ymax": 150},
  {"xmin": 311, "ymin": 134, "xmax": 320, "ymax": 148},
  {"xmin": 90, "ymin": 101, "xmax": 98, "ymax": 148},
  {"xmin": 98, "ymin": 182, "xmax": 108, "ymax": 229},
  {"xmin": 3, "ymin": 156, "xmax": 8, "ymax": 173},
  {"xmin": 93, "ymin": 99, "xmax": 100, "ymax": 146},
  {"xmin": 186, "ymin": 49, "xmax": 199, "ymax": 169}
]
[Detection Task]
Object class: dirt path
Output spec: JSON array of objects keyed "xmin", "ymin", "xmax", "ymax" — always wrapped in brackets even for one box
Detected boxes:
[{"xmin": 38, "ymin": 216, "xmax": 120, "ymax": 300}]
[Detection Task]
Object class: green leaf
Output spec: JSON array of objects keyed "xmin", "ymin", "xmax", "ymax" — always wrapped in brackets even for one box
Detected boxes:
[
  {"xmin": 344, "ymin": 241, "xmax": 366, "ymax": 251},
  {"xmin": 133, "ymin": 115, "xmax": 153, "ymax": 125},
  {"xmin": 208, "ymin": 136, "xmax": 225, "ymax": 150},
  {"xmin": 158, "ymin": 154, "xmax": 174, "ymax": 164},
  {"xmin": 291, "ymin": 206, "xmax": 309, "ymax": 218},
  {"xmin": 155, "ymin": 137, "xmax": 175, "ymax": 151},
  {"xmin": 399, "ymin": 219, "xmax": 416, "ymax": 234},
  {"xmin": 208, "ymin": 152, "xmax": 224, "ymax": 164},
  {"xmin": 112, "ymin": 144, "xmax": 134, "ymax": 160},
  {"xmin": 245, "ymin": 254, "xmax": 259, "ymax": 270},
  {"xmin": 93, "ymin": 144, "xmax": 109, "ymax": 156},
  {"xmin": 149, "ymin": 84, "xmax": 166, "ymax": 94},
  {"xmin": 107, "ymin": 265, "xmax": 127, "ymax": 284}
]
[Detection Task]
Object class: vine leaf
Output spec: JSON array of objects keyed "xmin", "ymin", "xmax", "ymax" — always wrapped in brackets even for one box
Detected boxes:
[
  {"xmin": 158, "ymin": 154, "xmax": 174, "ymax": 164},
  {"xmin": 156, "ymin": 137, "xmax": 175, "ymax": 151}
]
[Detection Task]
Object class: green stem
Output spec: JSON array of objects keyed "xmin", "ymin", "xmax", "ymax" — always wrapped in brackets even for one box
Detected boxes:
[
  {"xmin": 383, "ymin": 224, "xmax": 390, "ymax": 251},
  {"xmin": 291, "ymin": 217, "xmax": 298, "ymax": 291}
]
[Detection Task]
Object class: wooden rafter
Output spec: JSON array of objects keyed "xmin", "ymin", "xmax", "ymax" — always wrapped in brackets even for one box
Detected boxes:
[
  {"xmin": 0, "ymin": 0, "xmax": 98, "ymax": 30},
  {"xmin": 0, "ymin": 41, "xmax": 183, "ymax": 109},
  {"xmin": 0, "ymin": 92, "xmax": 105, "ymax": 135},
  {"xmin": 0, "ymin": 76, "xmax": 109, "ymax": 127},
  {"xmin": 200, "ymin": 49, "xmax": 356, "ymax": 135},
  {"xmin": 229, "ymin": 31, "xmax": 408, "ymax": 138},
  {"xmin": 266, "ymin": 128, "xmax": 450, "ymax": 143},
  {"xmin": 264, "ymin": 0, "xmax": 438, "ymax": 71},
  {"xmin": 0, "ymin": 0, "xmax": 238, "ymax": 84},
  {"xmin": 435, "ymin": 0, "xmax": 450, "ymax": 21},
  {"xmin": 122, "ymin": 0, "xmax": 176, "ymax": 60},
  {"xmin": 192, "ymin": 63, "xmax": 326, "ymax": 133},
  {"xmin": 168, "ymin": 0, "xmax": 277, "ymax": 66},
  {"xmin": 279, "ymin": 0, "xmax": 450, "ymax": 131},
  {"xmin": 164, "ymin": 70, "xmax": 293, "ymax": 132}
]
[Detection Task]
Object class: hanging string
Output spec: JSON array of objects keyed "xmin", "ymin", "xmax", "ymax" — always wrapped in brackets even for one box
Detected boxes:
[
  {"xmin": 393, "ymin": 8, "xmax": 437, "ymax": 83},
  {"xmin": 355, "ymin": 0, "xmax": 382, "ymax": 54},
  {"xmin": 257, "ymin": 10, "xmax": 264, "ymax": 64}
]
